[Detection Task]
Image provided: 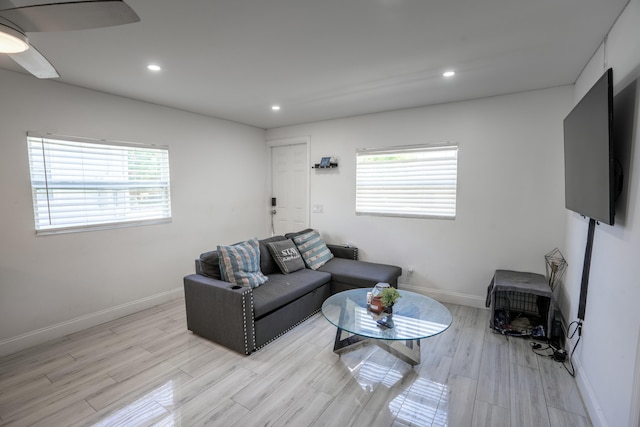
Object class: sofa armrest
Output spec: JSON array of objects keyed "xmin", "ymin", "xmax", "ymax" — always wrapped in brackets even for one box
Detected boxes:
[
  {"xmin": 327, "ymin": 244, "xmax": 358, "ymax": 260},
  {"xmin": 183, "ymin": 274, "xmax": 255, "ymax": 355}
]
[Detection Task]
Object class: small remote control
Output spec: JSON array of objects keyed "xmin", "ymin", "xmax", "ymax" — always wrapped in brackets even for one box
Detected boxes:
[{"xmin": 376, "ymin": 319, "xmax": 393, "ymax": 328}]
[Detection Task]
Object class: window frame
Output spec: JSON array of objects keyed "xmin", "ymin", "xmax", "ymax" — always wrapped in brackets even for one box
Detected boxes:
[
  {"xmin": 27, "ymin": 132, "xmax": 172, "ymax": 235},
  {"xmin": 355, "ymin": 142, "xmax": 458, "ymax": 220}
]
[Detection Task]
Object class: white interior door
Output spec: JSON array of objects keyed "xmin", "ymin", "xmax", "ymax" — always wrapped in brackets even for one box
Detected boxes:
[{"xmin": 271, "ymin": 143, "xmax": 308, "ymax": 236}]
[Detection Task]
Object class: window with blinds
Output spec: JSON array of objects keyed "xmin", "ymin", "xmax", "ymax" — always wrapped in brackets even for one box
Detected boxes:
[
  {"xmin": 356, "ymin": 143, "xmax": 458, "ymax": 219},
  {"xmin": 27, "ymin": 133, "xmax": 172, "ymax": 234}
]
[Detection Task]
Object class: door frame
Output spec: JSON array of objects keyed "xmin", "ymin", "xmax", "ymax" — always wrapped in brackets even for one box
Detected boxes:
[
  {"xmin": 631, "ymin": 327, "xmax": 640, "ymax": 427},
  {"xmin": 266, "ymin": 136, "xmax": 310, "ymax": 236}
]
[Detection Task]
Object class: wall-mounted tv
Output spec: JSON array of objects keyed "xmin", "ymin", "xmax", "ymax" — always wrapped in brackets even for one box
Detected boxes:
[{"xmin": 563, "ymin": 68, "xmax": 615, "ymax": 225}]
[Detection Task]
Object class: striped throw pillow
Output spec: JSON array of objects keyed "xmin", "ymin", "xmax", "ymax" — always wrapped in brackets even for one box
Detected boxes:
[
  {"xmin": 292, "ymin": 230, "xmax": 334, "ymax": 270},
  {"xmin": 218, "ymin": 238, "xmax": 268, "ymax": 288}
]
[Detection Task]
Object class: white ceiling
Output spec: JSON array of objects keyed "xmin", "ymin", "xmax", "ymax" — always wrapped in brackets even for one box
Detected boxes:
[{"xmin": 0, "ymin": 0, "xmax": 630, "ymax": 129}]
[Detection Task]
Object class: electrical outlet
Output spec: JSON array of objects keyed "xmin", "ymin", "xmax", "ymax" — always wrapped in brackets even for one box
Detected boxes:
[
  {"xmin": 407, "ymin": 266, "xmax": 414, "ymax": 275},
  {"xmin": 312, "ymin": 204, "xmax": 324, "ymax": 213}
]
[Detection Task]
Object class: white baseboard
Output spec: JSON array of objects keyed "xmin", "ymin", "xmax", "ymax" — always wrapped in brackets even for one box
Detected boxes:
[
  {"xmin": 398, "ymin": 283, "xmax": 487, "ymax": 309},
  {"xmin": 630, "ymin": 328, "xmax": 640, "ymax": 427},
  {"xmin": 574, "ymin": 357, "xmax": 608, "ymax": 427},
  {"xmin": 0, "ymin": 287, "xmax": 184, "ymax": 358},
  {"xmin": 567, "ymin": 335, "xmax": 608, "ymax": 427}
]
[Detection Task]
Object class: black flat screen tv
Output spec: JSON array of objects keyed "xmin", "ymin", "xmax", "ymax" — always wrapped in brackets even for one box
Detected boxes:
[{"xmin": 563, "ymin": 68, "xmax": 615, "ymax": 225}]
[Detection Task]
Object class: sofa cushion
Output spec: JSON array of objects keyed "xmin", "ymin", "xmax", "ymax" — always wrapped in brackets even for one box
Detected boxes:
[
  {"xmin": 258, "ymin": 235, "xmax": 287, "ymax": 275},
  {"xmin": 318, "ymin": 257, "xmax": 402, "ymax": 288},
  {"xmin": 199, "ymin": 250, "xmax": 222, "ymax": 280},
  {"xmin": 284, "ymin": 228, "xmax": 313, "ymax": 240},
  {"xmin": 252, "ymin": 269, "xmax": 331, "ymax": 318},
  {"xmin": 218, "ymin": 238, "xmax": 268, "ymax": 288},
  {"xmin": 267, "ymin": 239, "xmax": 305, "ymax": 274},
  {"xmin": 292, "ymin": 230, "xmax": 334, "ymax": 270}
]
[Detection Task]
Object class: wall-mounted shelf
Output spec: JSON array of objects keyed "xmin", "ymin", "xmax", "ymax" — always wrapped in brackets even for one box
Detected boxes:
[
  {"xmin": 312, "ymin": 163, "xmax": 338, "ymax": 169},
  {"xmin": 313, "ymin": 156, "xmax": 337, "ymax": 169}
]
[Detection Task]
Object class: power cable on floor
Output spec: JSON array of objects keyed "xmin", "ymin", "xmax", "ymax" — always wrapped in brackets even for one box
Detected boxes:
[{"xmin": 529, "ymin": 320, "xmax": 582, "ymax": 377}]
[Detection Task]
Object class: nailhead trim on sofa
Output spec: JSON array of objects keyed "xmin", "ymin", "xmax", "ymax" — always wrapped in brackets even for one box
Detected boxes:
[{"xmin": 241, "ymin": 289, "xmax": 257, "ymax": 355}]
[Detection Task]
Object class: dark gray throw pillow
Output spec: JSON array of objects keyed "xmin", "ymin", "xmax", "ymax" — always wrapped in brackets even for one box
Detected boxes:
[
  {"xmin": 267, "ymin": 239, "xmax": 306, "ymax": 274},
  {"xmin": 259, "ymin": 235, "xmax": 287, "ymax": 275},
  {"xmin": 199, "ymin": 250, "xmax": 222, "ymax": 280}
]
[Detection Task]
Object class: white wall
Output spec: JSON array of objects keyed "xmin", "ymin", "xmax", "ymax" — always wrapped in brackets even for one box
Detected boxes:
[
  {"xmin": 0, "ymin": 69, "xmax": 268, "ymax": 356},
  {"xmin": 561, "ymin": 1, "xmax": 640, "ymax": 426},
  {"xmin": 267, "ymin": 86, "xmax": 571, "ymax": 307}
]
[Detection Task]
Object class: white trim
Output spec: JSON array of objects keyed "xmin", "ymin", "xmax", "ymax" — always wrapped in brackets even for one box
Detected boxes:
[
  {"xmin": 630, "ymin": 328, "xmax": 640, "ymax": 427},
  {"xmin": 36, "ymin": 218, "xmax": 171, "ymax": 236},
  {"xmin": 571, "ymin": 344, "xmax": 608, "ymax": 427},
  {"xmin": 266, "ymin": 136, "xmax": 310, "ymax": 148},
  {"xmin": 27, "ymin": 131, "xmax": 169, "ymax": 150},
  {"xmin": 398, "ymin": 283, "xmax": 487, "ymax": 309},
  {"xmin": 0, "ymin": 287, "xmax": 183, "ymax": 357},
  {"xmin": 356, "ymin": 141, "xmax": 458, "ymax": 155}
]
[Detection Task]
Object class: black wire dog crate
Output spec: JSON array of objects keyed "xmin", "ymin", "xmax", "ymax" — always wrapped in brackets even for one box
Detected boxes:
[{"xmin": 486, "ymin": 270, "xmax": 554, "ymax": 338}]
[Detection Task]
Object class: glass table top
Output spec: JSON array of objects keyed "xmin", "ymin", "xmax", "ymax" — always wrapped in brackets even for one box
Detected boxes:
[{"xmin": 321, "ymin": 288, "xmax": 452, "ymax": 341}]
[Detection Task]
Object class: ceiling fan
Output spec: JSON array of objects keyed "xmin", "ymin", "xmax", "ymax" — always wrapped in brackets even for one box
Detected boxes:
[{"xmin": 0, "ymin": 0, "xmax": 139, "ymax": 79}]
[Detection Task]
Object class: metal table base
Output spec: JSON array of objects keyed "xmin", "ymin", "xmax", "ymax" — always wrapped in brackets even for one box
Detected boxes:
[{"xmin": 333, "ymin": 326, "xmax": 422, "ymax": 366}]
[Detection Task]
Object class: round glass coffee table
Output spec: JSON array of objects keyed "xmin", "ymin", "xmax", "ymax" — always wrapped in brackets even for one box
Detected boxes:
[{"xmin": 321, "ymin": 288, "xmax": 452, "ymax": 366}]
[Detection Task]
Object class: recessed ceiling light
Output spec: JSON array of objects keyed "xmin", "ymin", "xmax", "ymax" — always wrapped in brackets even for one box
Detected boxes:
[
  {"xmin": 147, "ymin": 64, "xmax": 162, "ymax": 72},
  {"xmin": 443, "ymin": 70, "xmax": 455, "ymax": 78},
  {"xmin": 271, "ymin": 105, "xmax": 281, "ymax": 111}
]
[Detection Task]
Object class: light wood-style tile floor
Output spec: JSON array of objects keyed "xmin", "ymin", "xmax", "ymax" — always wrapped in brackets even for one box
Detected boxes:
[{"xmin": 0, "ymin": 298, "xmax": 591, "ymax": 426}]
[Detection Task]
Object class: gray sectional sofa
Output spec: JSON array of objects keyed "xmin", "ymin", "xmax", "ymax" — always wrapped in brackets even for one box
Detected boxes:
[{"xmin": 183, "ymin": 230, "xmax": 402, "ymax": 355}]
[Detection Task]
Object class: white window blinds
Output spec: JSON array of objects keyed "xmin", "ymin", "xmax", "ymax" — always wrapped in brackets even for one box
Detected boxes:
[
  {"xmin": 27, "ymin": 133, "xmax": 172, "ymax": 234},
  {"xmin": 356, "ymin": 144, "xmax": 458, "ymax": 219}
]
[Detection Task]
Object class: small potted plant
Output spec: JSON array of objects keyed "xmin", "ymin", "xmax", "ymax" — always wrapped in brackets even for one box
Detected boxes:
[{"xmin": 380, "ymin": 287, "xmax": 401, "ymax": 313}]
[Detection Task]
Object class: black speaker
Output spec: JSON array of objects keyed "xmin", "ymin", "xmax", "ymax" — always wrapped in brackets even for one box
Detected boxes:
[{"xmin": 550, "ymin": 310, "xmax": 565, "ymax": 347}]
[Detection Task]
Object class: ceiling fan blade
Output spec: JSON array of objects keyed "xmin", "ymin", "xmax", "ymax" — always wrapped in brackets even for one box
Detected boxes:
[
  {"xmin": 9, "ymin": 43, "xmax": 59, "ymax": 78},
  {"xmin": 0, "ymin": 1, "xmax": 75, "ymax": 11},
  {"xmin": 0, "ymin": 1, "xmax": 139, "ymax": 33}
]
